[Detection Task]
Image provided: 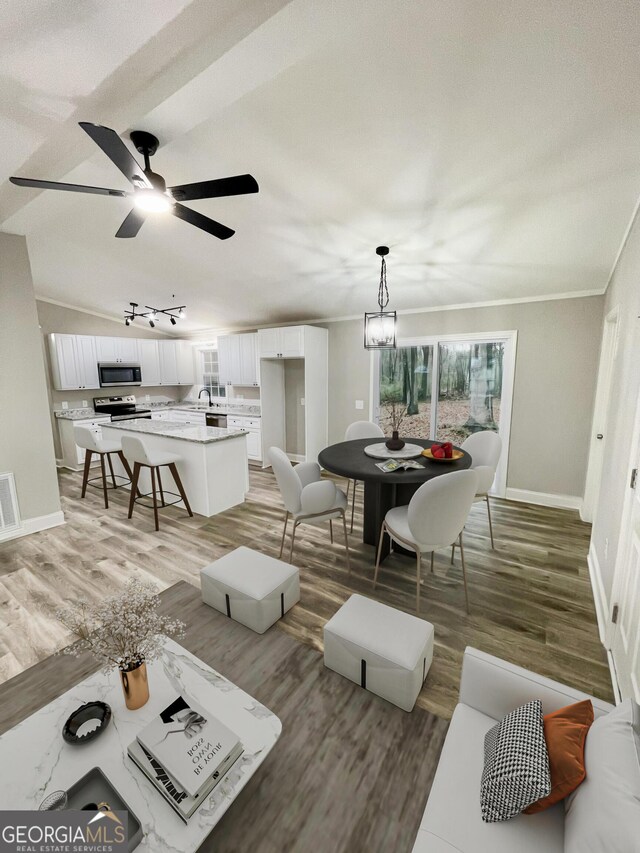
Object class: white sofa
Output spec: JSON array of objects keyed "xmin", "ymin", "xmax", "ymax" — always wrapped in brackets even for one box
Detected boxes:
[{"xmin": 412, "ymin": 647, "xmax": 614, "ymax": 853}]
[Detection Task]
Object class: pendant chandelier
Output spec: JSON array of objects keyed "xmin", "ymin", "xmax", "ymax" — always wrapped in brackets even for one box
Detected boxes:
[{"xmin": 364, "ymin": 246, "xmax": 397, "ymax": 349}]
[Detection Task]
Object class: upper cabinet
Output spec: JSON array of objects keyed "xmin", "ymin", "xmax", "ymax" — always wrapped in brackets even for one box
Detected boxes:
[
  {"xmin": 138, "ymin": 339, "xmax": 161, "ymax": 386},
  {"xmin": 48, "ymin": 334, "xmax": 195, "ymax": 390},
  {"xmin": 218, "ymin": 333, "xmax": 259, "ymax": 386},
  {"xmin": 95, "ymin": 336, "xmax": 139, "ymax": 364},
  {"xmin": 49, "ymin": 334, "xmax": 100, "ymax": 390},
  {"xmin": 257, "ymin": 326, "xmax": 304, "ymax": 359}
]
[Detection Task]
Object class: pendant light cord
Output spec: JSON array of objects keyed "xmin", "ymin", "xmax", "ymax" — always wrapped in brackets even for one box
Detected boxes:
[{"xmin": 378, "ymin": 257, "xmax": 389, "ymax": 310}]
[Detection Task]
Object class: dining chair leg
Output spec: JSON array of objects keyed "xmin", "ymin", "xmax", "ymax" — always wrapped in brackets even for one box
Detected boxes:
[
  {"xmin": 150, "ymin": 466, "xmax": 159, "ymax": 531},
  {"xmin": 279, "ymin": 511, "xmax": 289, "ymax": 559},
  {"xmin": 288, "ymin": 521, "xmax": 298, "ymax": 563},
  {"xmin": 81, "ymin": 450, "xmax": 92, "ymax": 498},
  {"xmin": 350, "ymin": 479, "xmax": 357, "ymax": 533},
  {"xmin": 329, "ymin": 519, "xmax": 334, "ymax": 544},
  {"xmin": 416, "ymin": 551, "xmax": 422, "ymax": 613},
  {"xmin": 451, "ymin": 543, "xmax": 456, "ymax": 564},
  {"xmin": 127, "ymin": 463, "xmax": 140, "ymax": 519},
  {"xmin": 430, "ymin": 551, "xmax": 434, "ymax": 574},
  {"xmin": 373, "ymin": 521, "xmax": 386, "ymax": 588},
  {"xmin": 486, "ymin": 495, "xmax": 495, "ymax": 549},
  {"xmin": 157, "ymin": 466, "xmax": 166, "ymax": 507},
  {"xmin": 99, "ymin": 453, "xmax": 109, "ymax": 509},
  {"xmin": 458, "ymin": 532, "xmax": 470, "ymax": 615},
  {"xmin": 106, "ymin": 453, "xmax": 117, "ymax": 489},
  {"xmin": 118, "ymin": 451, "xmax": 141, "ymax": 497},
  {"xmin": 341, "ymin": 511, "xmax": 351, "ymax": 576},
  {"xmin": 168, "ymin": 463, "xmax": 193, "ymax": 517}
]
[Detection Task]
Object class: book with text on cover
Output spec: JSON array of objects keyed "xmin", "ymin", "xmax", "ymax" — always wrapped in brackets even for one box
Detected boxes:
[{"xmin": 137, "ymin": 694, "xmax": 241, "ymax": 798}]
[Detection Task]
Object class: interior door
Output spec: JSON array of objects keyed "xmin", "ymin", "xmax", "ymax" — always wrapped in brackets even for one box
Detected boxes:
[{"xmin": 610, "ymin": 399, "xmax": 640, "ymax": 701}]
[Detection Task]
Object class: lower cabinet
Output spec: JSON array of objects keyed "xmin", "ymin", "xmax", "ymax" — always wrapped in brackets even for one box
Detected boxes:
[
  {"xmin": 227, "ymin": 415, "xmax": 262, "ymax": 462},
  {"xmin": 57, "ymin": 416, "xmax": 111, "ymax": 470}
]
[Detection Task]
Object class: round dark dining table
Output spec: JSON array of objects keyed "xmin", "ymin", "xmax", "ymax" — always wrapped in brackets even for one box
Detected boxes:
[{"xmin": 318, "ymin": 437, "xmax": 472, "ymax": 561}]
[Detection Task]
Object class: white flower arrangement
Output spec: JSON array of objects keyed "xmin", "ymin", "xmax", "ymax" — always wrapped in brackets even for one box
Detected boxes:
[{"xmin": 56, "ymin": 579, "xmax": 186, "ymax": 673}]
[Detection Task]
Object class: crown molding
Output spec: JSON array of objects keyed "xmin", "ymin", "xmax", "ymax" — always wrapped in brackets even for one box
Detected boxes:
[{"xmin": 186, "ymin": 287, "xmax": 606, "ymax": 338}]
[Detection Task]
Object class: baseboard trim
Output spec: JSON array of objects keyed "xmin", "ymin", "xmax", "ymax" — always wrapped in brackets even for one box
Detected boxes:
[
  {"xmin": 505, "ymin": 488, "xmax": 583, "ymax": 511},
  {"xmin": 587, "ymin": 542, "xmax": 610, "ymax": 645},
  {"xmin": 287, "ymin": 453, "xmax": 305, "ymax": 463},
  {"xmin": 0, "ymin": 510, "xmax": 65, "ymax": 543}
]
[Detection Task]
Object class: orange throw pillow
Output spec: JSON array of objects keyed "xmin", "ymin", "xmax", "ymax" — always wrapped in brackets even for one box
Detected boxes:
[{"xmin": 524, "ymin": 699, "xmax": 594, "ymax": 814}]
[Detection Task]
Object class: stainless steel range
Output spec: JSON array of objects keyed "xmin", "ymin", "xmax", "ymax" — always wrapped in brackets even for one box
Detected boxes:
[{"xmin": 93, "ymin": 395, "xmax": 152, "ymax": 421}]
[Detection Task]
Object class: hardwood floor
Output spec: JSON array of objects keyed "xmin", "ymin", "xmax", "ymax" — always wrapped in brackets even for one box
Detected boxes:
[{"xmin": 0, "ymin": 464, "xmax": 613, "ymax": 718}]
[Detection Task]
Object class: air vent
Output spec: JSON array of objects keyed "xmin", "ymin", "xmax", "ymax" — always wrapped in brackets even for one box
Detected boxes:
[{"xmin": 0, "ymin": 473, "xmax": 20, "ymax": 535}]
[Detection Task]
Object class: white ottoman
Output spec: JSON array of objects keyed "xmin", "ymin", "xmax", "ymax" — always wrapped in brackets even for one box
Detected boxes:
[
  {"xmin": 200, "ymin": 546, "xmax": 300, "ymax": 634},
  {"xmin": 323, "ymin": 594, "xmax": 434, "ymax": 711}
]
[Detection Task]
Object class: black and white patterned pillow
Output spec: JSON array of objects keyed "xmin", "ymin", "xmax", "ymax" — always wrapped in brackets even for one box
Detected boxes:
[{"xmin": 480, "ymin": 699, "xmax": 551, "ymax": 822}]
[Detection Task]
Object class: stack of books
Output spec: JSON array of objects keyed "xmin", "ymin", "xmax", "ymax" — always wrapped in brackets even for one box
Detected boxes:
[{"xmin": 127, "ymin": 694, "xmax": 243, "ymax": 822}]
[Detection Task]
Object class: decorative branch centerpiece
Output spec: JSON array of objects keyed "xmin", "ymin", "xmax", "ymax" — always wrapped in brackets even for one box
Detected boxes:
[
  {"xmin": 56, "ymin": 579, "xmax": 185, "ymax": 710},
  {"xmin": 380, "ymin": 392, "xmax": 408, "ymax": 451}
]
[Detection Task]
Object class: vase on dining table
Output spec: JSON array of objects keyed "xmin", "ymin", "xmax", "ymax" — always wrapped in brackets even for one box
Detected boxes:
[{"xmin": 385, "ymin": 430, "xmax": 405, "ymax": 451}]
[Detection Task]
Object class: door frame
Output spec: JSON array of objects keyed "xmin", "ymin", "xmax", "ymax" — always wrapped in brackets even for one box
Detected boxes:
[
  {"xmin": 582, "ymin": 306, "xmax": 620, "ymax": 522},
  {"xmin": 606, "ymin": 385, "xmax": 640, "ymax": 697},
  {"xmin": 369, "ymin": 329, "xmax": 518, "ymax": 498}
]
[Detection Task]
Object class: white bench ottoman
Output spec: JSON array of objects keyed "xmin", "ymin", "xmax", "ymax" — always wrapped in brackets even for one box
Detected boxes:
[
  {"xmin": 200, "ymin": 546, "xmax": 300, "ymax": 634},
  {"xmin": 323, "ymin": 594, "xmax": 434, "ymax": 711}
]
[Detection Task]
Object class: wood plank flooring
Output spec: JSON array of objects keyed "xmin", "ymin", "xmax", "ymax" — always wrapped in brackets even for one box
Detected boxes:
[
  {"xmin": 0, "ymin": 464, "xmax": 613, "ymax": 718},
  {"xmin": 0, "ymin": 581, "xmax": 449, "ymax": 853}
]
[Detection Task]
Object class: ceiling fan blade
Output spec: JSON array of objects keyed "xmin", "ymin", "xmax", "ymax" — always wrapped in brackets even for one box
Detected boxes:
[
  {"xmin": 79, "ymin": 122, "xmax": 151, "ymax": 188},
  {"xmin": 115, "ymin": 209, "xmax": 146, "ymax": 238},
  {"xmin": 169, "ymin": 174, "xmax": 259, "ymax": 202},
  {"xmin": 10, "ymin": 176, "xmax": 128, "ymax": 197},
  {"xmin": 172, "ymin": 203, "xmax": 235, "ymax": 240}
]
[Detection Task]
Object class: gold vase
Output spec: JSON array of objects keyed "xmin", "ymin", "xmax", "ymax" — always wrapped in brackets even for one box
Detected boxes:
[{"xmin": 119, "ymin": 661, "xmax": 149, "ymax": 710}]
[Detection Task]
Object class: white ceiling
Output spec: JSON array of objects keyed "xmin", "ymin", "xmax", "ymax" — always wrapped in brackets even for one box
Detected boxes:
[{"xmin": 2, "ymin": 0, "xmax": 640, "ymax": 332}]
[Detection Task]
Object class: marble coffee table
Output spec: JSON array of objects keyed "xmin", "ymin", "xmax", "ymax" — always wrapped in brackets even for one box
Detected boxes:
[{"xmin": 0, "ymin": 638, "xmax": 281, "ymax": 851}]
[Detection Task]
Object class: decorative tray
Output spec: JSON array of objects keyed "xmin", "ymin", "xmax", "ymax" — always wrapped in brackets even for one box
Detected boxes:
[
  {"xmin": 421, "ymin": 447, "xmax": 464, "ymax": 462},
  {"xmin": 363, "ymin": 442, "xmax": 425, "ymax": 460}
]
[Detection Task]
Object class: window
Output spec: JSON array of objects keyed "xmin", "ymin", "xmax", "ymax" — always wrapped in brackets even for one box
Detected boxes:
[
  {"xmin": 374, "ymin": 331, "xmax": 516, "ymax": 496},
  {"xmin": 200, "ymin": 347, "xmax": 226, "ymax": 398}
]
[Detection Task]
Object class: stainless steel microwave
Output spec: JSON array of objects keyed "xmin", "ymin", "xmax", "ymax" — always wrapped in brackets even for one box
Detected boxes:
[{"xmin": 98, "ymin": 363, "xmax": 142, "ymax": 387}]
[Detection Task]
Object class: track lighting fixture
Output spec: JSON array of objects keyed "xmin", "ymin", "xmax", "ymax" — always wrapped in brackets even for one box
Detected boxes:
[{"xmin": 123, "ymin": 300, "xmax": 187, "ymax": 327}]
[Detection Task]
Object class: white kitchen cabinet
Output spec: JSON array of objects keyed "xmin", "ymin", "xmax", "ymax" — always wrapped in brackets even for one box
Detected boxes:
[
  {"xmin": 138, "ymin": 339, "xmax": 161, "ymax": 386},
  {"xmin": 257, "ymin": 326, "xmax": 304, "ymax": 359},
  {"xmin": 218, "ymin": 333, "xmax": 259, "ymax": 386},
  {"xmin": 227, "ymin": 415, "xmax": 262, "ymax": 461},
  {"xmin": 151, "ymin": 410, "xmax": 171, "ymax": 420},
  {"xmin": 158, "ymin": 340, "xmax": 179, "ymax": 385},
  {"xmin": 49, "ymin": 334, "xmax": 100, "ymax": 390},
  {"xmin": 176, "ymin": 341, "xmax": 196, "ymax": 385},
  {"xmin": 167, "ymin": 410, "xmax": 206, "ymax": 426},
  {"xmin": 95, "ymin": 336, "xmax": 139, "ymax": 364},
  {"xmin": 56, "ymin": 415, "xmax": 111, "ymax": 470}
]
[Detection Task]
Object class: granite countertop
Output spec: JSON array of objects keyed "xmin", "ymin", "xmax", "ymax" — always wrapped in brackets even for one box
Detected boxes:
[
  {"xmin": 54, "ymin": 409, "xmax": 110, "ymax": 420},
  {"xmin": 102, "ymin": 418, "xmax": 247, "ymax": 444},
  {"xmin": 165, "ymin": 403, "xmax": 261, "ymax": 417}
]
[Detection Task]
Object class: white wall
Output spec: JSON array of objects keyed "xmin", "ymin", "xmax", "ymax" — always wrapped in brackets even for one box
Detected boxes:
[
  {"xmin": 591, "ymin": 215, "xmax": 640, "ymax": 601},
  {"xmin": 0, "ymin": 235, "xmax": 61, "ymax": 525}
]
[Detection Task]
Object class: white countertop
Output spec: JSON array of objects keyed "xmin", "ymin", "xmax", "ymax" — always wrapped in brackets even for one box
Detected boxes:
[
  {"xmin": 103, "ymin": 418, "xmax": 247, "ymax": 444},
  {"xmin": 54, "ymin": 409, "xmax": 110, "ymax": 421}
]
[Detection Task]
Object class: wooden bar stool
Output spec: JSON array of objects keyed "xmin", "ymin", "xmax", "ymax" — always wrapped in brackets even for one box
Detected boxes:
[
  {"xmin": 121, "ymin": 435, "xmax": 193, "ymax": 531},
  {"xmin": 75, "ymin": 425, "xmax": 137, "ymax": 509}
]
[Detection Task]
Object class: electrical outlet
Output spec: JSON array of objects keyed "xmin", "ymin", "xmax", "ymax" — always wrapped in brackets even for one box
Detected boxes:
[
  {"xmin": 300, "ymin": 397, "xmax": 305, "ymax": 406},
  {"xmin": 604, "ymin": 538, "xmax": 609, "ymax": 560},
  {"xmin": 82, "ymin": 400, "xmax": 88, "ymax": 408},
  {"xmin": 355, "ymin": 400, "xmax": 364, "ymax": 410},
  {"xmin": 61, "ymin": 401, "xmax": 68, "ymax": 410}
]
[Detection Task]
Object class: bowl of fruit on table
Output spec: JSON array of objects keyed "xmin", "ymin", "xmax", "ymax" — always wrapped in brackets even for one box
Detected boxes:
[{"xmin": 421, "ymin": 442, "xmax": 464, "ymax": 462}]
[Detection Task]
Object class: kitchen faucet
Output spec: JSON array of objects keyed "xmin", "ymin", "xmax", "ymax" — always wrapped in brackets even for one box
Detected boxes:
[{"xmin": 198, "ymin": 388, "xmax": 212, "ymax": 407}]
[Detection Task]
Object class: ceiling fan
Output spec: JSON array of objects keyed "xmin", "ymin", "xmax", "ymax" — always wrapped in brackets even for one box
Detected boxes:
[{"xmin": 10, "ymin": 122, "xmax": 258, "ymax": 240}]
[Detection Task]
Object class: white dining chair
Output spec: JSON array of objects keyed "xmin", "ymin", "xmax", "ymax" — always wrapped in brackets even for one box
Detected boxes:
[
  {"xmin": 269, "ymin": 447, "xmax": 351, "ymax": 572},
  {"xmin": 344, "ymin": 420, "xmax": 384, "ymax": 532},
  {"xmin": 373, "ymin": 469, "xmax": 479, "ymax": 614},
  {"xmin": 459, "ymin": 430, "xmax": 503, "ymax": 548}
]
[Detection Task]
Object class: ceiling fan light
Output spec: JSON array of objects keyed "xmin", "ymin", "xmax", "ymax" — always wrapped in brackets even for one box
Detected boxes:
[{"xmin": 134, "ymin": 188, "xmax": 172, "ymax": 213}]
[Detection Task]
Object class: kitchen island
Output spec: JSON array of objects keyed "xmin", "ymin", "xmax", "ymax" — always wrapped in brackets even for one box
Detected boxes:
[{"xmin": 101, "ymin": 418, "xmax": 249, "ymax": 517}]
